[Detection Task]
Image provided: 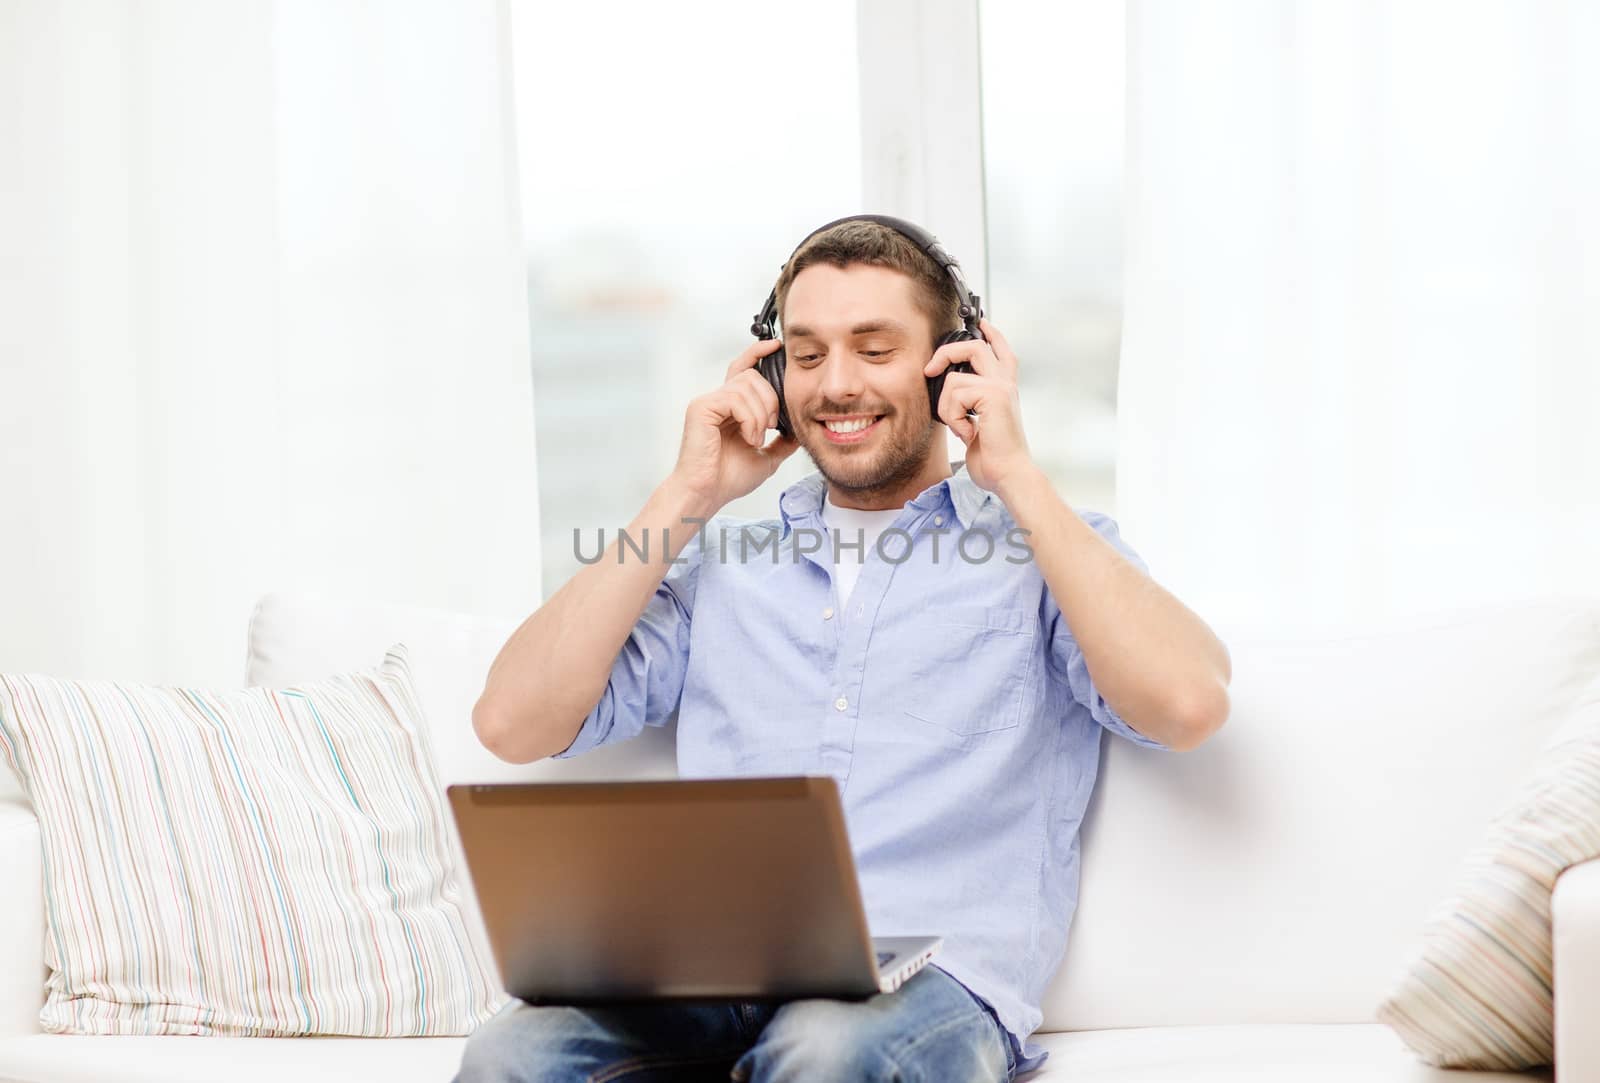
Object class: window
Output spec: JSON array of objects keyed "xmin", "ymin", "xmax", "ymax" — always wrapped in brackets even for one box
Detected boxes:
[
  {"xmin": 980, "ymin": 0, "xmax": 1128, "ymax": 514},
  {"xmin": 509, "ymin": 0, "xmax": 862, "ymax": 595}
]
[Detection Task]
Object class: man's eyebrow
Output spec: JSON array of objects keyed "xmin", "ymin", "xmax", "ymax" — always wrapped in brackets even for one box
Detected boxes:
[{"xmin": 784, "ymin": 319, "xmax": 910, "ymax": 340}]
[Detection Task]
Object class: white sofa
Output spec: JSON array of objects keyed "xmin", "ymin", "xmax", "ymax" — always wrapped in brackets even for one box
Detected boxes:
[{"xmin": 2, "ymin": 590, "xmax": 1598, "ymax": 1083}]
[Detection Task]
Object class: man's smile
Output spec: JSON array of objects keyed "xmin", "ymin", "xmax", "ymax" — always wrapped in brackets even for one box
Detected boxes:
[{"xmin": 817, "ymin": 413, "xmax": 886, "ymax": 444}]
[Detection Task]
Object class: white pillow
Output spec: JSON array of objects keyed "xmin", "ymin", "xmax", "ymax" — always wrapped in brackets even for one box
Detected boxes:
[
  {"xmin": 1375, "ymin": 669, "xmax": 1600, "ymax": 1068},
  {"xmin": 0, "ymin": 644, "xmax": 506, "ymax": 1036}
]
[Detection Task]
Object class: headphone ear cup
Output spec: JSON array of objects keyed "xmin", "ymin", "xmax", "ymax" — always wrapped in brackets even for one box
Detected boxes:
[
  {"xmin": 756, "ymin": 343, "xmax": 791, "ymax": 438},
  {"xmin": 927, "ymin": 329, "xmax": 977, "ymax": 425}
]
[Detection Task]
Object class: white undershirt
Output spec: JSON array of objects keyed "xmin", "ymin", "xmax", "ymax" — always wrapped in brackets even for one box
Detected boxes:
[{"xmin": 820, "ymin": 492, "xmax": 904, "ymax": 608}]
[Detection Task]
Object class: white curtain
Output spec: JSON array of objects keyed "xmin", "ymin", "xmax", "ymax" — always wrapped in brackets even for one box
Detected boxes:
[
  {"xmin": 0, "ymin": 0, "xmax": 540, "ymax": 686},
  {"xmin": 1118, "ymin": 0, "xmax": 1600, "ymax": 632}
]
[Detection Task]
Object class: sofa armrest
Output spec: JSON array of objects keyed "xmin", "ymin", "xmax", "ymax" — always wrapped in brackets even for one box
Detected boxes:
[
  {"xmin": 0, "ymin": 799, "xmax": 43, "ymax": 1035},
  {"xmin": 1555, "ymin": 856, "xmax": 1600, "ymax": 1083}
]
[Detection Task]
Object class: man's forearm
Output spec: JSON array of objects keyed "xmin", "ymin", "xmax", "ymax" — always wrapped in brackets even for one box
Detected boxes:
[
  {"xmin": 996, "ymin": 465, "xmax": 1231, "ymax": 751},
  {"xmin": 473, "ymin": 476, "xmax": 715, "ymax": 764}
]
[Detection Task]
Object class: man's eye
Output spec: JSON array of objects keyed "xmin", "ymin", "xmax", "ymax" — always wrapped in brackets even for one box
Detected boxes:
[{"xmin": 792, "ymin": 349, "xmax": 890, "ymax": 363}]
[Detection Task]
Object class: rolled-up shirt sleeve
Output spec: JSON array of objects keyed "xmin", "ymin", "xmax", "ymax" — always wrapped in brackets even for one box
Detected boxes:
[
  {"xmin": 552, "ymin": 523, "xmax": 705, "ymax": 760},
  {"xmin": 1041, "ymin": 509, "xmax": 1172, "ymax": 752}
]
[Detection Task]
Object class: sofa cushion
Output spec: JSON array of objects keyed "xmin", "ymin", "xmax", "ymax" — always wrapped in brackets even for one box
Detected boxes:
[
  {"xmin": 0, "ymin": 645, "xmax": 502, "ymax": 1036},
  {"xmin": 1376, "ymin": 670, "xmax": 1600, "ymax": 1069},
  {"xmin": 244, "ymin": 590, "xmax": 683, "ymax": 975},
  {"xmin": 0, "ymin": 1034, "xmax": 470, "ymax": 1083},
  {"xmin": 0, "ymin": 799, "xmax": 44, "ymax": 1037},
  {"xmin": 1027, "ymin": 1022, "xmax": 1550, "ymax": 1081},
  {"xmin": 1047, "ymin": 597, "xmax": 1600, "ymax": 1031},
  {"xmin": 0, "ymin": 1023, "xmax": 1550, "ymax": 1082}
]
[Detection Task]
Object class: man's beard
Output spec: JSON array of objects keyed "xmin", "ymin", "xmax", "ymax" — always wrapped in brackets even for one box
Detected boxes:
[{"xmin": 798, "ymin": 403, "xmax": 941, "ymax": 504}]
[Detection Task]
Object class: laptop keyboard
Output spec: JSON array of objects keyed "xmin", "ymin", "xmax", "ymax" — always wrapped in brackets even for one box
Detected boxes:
[{"xmin": 876, "ymin": 951, "xmax": 895, "ymax": 967}]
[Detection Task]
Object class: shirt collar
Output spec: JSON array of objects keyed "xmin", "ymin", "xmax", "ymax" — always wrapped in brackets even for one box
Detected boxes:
[{"xmin": 778, "ymin": 460, "xmax": 991, "ymax": 535}]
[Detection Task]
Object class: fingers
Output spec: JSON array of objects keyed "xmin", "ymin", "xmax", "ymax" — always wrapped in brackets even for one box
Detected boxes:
[
  {"xmin": 727, "ymin": 391, "xmax": 765, "ymax": 449},
  {"xmin": 695, "ymin": 341, "xmax": 787, "ymax": 454},
  {"xmin": 728, "ymin": 337, "xmax": 784, "ymax": 382},
  {"xmin": 978, "ymin": 318, "xmax": 1017, "ymax": 369},
  {"xmin": 697, "ymin": 388, "xmax": 767, "ymax": 450},
  {"xmin": 758, "ymin": 431, "xmax": 801, "ymax": 467},
  {"xmin": 732, "ymin": 369, "xmax": 781, "ymax": 432},
  {"xmin": 945, "ymin": 412, "xmax": 978, "ymax": 445},
  {"xmin": 936, "ymin": 372, "xmax": 980, "ymax": 445},
  {"xmin": 924, "ymin": 337, "xmax": 997, "ymax": 378},
  {"xmin": 924, "ymin": 321, "xmax": 1017, "ymax": 378},
  {"xmin": 729, "ymin": 378, "xmax": 776, "ymax": 445}
]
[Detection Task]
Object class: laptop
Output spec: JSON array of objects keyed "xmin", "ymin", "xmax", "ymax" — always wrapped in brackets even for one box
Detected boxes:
[{"xmin": 446, "ymin": 775, "xmax": 942, "ymax": 1003}]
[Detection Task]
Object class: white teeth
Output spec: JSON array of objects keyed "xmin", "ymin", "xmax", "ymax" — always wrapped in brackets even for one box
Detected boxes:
[{"xmin": 824, "ymin": 418, "xmax": 875, "ymax": 434}]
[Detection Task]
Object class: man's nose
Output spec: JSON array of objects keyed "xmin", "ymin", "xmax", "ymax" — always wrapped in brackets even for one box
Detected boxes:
[{"xmin": 817, "ymin": 353, "xmax": 865, "ymax": 403}]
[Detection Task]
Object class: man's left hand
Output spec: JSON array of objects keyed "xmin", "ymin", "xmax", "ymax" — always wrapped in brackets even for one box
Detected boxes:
[{"xmin": 924, "ymin": 317, "xmax": 1034, "ymax": 493}]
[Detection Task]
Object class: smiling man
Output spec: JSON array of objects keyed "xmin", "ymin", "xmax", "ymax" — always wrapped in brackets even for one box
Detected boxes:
[{"xmin": 459, "ymin": 218, "xmax": 1232, "ymax": 1082}]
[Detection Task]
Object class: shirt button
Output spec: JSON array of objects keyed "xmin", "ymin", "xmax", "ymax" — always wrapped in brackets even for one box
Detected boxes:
[
  {"xmin": 834, "ymin": 696, "xmax": 848, "ymax": 711},
  {"xmin": 934, "ymin": 515, "xmax": 944, "ymax": 526},
  {"xmin": 822, "ymin": 606, "xmax": 834, "ymax": 620}
]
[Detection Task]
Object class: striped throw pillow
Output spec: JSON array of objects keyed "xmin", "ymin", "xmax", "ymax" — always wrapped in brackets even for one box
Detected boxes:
[
  {"xmin": 0, "ymin": 644, "xmax": 506, "ymax": 1036},
  {"xmin": 1375, "ymin": 671, "xmax": 1600, "ymax": 1069}
]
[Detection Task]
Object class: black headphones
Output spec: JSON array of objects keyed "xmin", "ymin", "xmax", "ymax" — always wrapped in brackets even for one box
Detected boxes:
[{"xmin": 750, "ymin": 213, "xmax": 985, "ymax": 439}]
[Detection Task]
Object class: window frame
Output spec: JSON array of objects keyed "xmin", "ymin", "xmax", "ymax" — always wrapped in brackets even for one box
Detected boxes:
[{"xmin": 856, "ymin": 0, "xmax": 991, "ymax": 307}]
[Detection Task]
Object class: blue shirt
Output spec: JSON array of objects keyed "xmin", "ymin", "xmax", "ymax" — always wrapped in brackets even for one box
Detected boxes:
[{"xmin": 556, "ymin": 462, "xmax": 1173, "ymax": 1074}]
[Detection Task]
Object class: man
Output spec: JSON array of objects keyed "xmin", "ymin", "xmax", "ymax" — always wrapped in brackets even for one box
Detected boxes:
[{"xmin": 457, "ymin": 220, "xmax": 1232, "ymax": 1082}]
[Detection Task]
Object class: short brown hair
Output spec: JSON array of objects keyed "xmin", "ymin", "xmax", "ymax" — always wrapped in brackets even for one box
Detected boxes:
[{"xmin": 773, "ymin": 219, "xmax": 963, "ymax": 343}]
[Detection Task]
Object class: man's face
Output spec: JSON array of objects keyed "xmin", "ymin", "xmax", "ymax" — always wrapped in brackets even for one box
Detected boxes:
[{"xmin": 780, "ymin": 263, "xmax": 940, "ymax": 496}]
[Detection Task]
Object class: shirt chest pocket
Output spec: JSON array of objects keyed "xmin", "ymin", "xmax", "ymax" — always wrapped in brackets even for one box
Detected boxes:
[{"xmin": 878, "ymin": 604, "xmax": 1036, "ymax": 746}]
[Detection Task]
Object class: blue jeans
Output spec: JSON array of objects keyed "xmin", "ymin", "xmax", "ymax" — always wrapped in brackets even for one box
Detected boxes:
[{"xmin": 452, "ymin": 963, "xmax": 1016, "ymax": 1082}]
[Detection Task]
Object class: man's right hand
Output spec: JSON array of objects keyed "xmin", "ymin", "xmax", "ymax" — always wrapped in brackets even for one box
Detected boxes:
[
  {"xmin": 669, "ymin": 337, "xmax": 800, "ymax": 515},
  {"xmin": 475, "ymin": 340, "xmax": 802, "ymax": 765}
]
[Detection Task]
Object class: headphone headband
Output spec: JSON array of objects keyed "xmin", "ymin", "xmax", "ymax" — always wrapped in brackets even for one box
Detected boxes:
[{"xmin": 750, "ymin": 213, "xmax": 984, "ymax": 342}]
